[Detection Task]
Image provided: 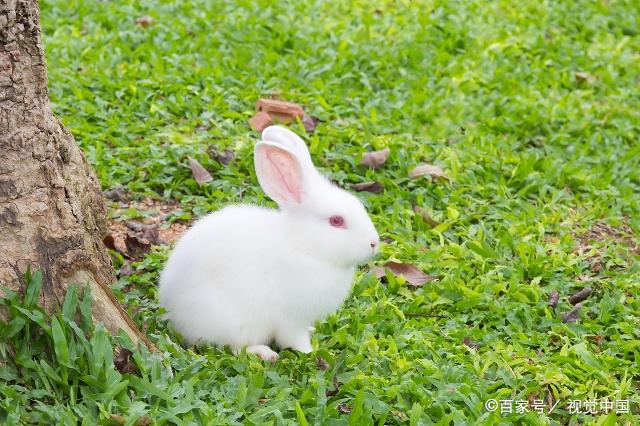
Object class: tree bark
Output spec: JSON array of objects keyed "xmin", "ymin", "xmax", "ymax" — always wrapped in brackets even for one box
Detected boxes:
[{"xmin": 0, "ymin": 0, "xmax": 152, "ymax": 349}]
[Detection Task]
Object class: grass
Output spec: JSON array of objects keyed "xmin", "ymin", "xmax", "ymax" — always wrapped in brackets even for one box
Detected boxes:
[{"xmin": 1, "ymin": 0, "xmax": 638, "ymax": 424}]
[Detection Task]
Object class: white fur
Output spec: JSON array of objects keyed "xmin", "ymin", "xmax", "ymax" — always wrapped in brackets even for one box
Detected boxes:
[{"xmin": 159, "ymin": 126, "xmax": 379, "ymax": 359}]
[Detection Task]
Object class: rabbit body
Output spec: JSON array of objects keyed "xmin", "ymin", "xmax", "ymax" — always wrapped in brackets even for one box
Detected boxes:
[
  {"xmin": 159, "ymin": 204, "xmax": 354, "ymax": 351},
  {"xmin": 159, "ymin": 126, "xmax": 379, "ymax": 359}
]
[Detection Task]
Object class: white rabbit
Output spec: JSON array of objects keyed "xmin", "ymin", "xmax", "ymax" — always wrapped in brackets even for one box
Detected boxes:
[{"xmin": 159, "ymin": 126, "xmax": 379, "ymax": 361}]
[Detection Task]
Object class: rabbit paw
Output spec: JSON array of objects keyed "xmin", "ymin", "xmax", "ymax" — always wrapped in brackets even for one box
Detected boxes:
[{"xmin": 246, "ymin": 345, "xmax": 279, "ymax": 362}]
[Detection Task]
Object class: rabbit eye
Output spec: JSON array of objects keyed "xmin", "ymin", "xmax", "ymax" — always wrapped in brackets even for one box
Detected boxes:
[{"xmin": 329, "ymin": 215, "xmax": 345, "ymax": 228}]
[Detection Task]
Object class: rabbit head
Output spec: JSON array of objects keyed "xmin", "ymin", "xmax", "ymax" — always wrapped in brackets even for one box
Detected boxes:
[{"xmin": 255, "ymin": 126, "xmax": 380, "ymax": 268}]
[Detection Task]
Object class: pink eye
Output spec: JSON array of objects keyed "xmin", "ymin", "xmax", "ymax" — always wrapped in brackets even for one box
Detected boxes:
[{"xmin": 329, "ymin": 215, "xmax": 345, "ymax": 228}]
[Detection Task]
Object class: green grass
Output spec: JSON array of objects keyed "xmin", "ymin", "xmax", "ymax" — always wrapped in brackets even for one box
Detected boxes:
[{"xmin": 1, "ymin": 0, "xmax": 639, "ymax": 424}]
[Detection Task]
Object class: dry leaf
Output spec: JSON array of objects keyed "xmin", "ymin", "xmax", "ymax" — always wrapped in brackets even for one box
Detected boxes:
[
  {"xmin": 463, "ymin": 337, "xmax": 480, "ymax": 349},
  {"xmin": 548, "ymin": 290, "xmax": 559, "ymax": 308},
  {"xmin": 124, "ymin": 234, "xmax": 151, "ymax": 259},
  {"xmin": 207, "ymin": 147, "xmax": 235, "ymax": 165},
  {"xmin": 126, "ymin": 221, "xmax": 161, "ymax": 245},
  {"xmin": 256, "ymin": 98, "xmax": 305, "ymax": 122},
  {"xmin": 412, "ymin": 205, "xmax": 441, "ymax": 227},
  {"xmin": 302, "ymin": 114, "xmax": 322, "ymax": 133},
  {"xmin": 563, "ymin": 304, "xmax": 582, "ymax": 323},
  {"xmin": 187, "ymin": 156, "xmax": 213, "ymax": 186},
  {"xmin": 568, "ymin": 287, "xmax": 593, "ymax": 305},
  {"xmin": 103, "ymin": 185, "xmax": 126, "ymax": 201},
  {"xmin": 119, "ymin": 262, "xmax": 134, "ymax": 277},
  {"xmin": 249, "ymin": 111, "xmax": 273, "ymax": 132},
  {"xmin": 103, "ymin": 235, "xmax": 117, "ymax": 251},
  {"xmin": 316, "ymin": 356, "xmax": 329, "ymax": 370},
  {"xmin": 338, "ymin": 403, "xmax": 352, "ymax": 414},
  {"xmin": 575, "ymin": 71, "xmax": 596, "ymax": 83},
  {"xmin": 135, "ymin": 16, "xmax": 155, "ymax": 27},
  {"xmin": 372, "ymin": 261, "xmax": 434, "ymax": 287},
  {"xmin": 360, "ymin": 148, "xmax": 390, "ymax": 170},
  {"xmin": 350, "ymin": 181, "xmax": 384, "ymax": 194},
  {"xmin": 409, "ymin": 163, "xmax": 449, "ymax": 180},
  {"xmin": 110, "ymin": 414, "xmax": 152, "ymax": 426},
  {"xmin": 325, "ymin": 375, "xmax": 341, "ymax": 397},
  {"xmin": 114, "ymin": 348, "xmax": 139, "ymax": 374}
]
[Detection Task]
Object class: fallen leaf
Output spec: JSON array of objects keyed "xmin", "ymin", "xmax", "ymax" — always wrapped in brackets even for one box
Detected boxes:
[
  {"xmin": 412, "ymin": 205, "xmax": 441, "ymax": 227},
  {"xmin": 256, "ymin": 98, "xmax": 305, "ymax": 123},
  {"xmin": 114, "ymin": 347, "xmax": 139, "ymax": 374},
  {"xmin": 126, "ymin": 221, "xmax": 161, "ymax": 245},
  {"xmin": 187, "ymin": 156, "xmax": 213, "ymax": 186},
  {"xmin": 463, "ymin": 337, "xmax": 480, "ymax": 349},
  {"xmin": 207, "ymin": 147, "xmax": 235, "ymax": 165},
  {"xmin": 119, "ymin": 262, "xmax": 134, "ymax": 277},
  {"xmin": 563, "ymin": 304, "xmax": 582, "ymax": 323},
  {"xmin": 135, "ymin": 16, "xmax": 155, "ymax": 27},
  {"xmin": 103, "ymin": 235, "xmax": 117, "ymax": 251},
  {"xmin": 124, "ymin": 234, "xmax": 151, "ymax": 259},
  {"xmin": 103, "ymin": 186, "xmax": 126, "ymax": 201},
  {"xmin": 316, "ymin": 356, "xmax": 329, "ymax": 370},
  {"xmin": 568, "ymin": 286, "xmax": 593, "ymax": 305},
  {"xmin": 302, "ymin": 114, "xmax": 322, "ymax": 133},
  {"xmin": 350, "ymin": 181, "xmax": 384, "ymax": 194},
  {"xmin": 325, "ymin": 375, "xmax": 341, "ymax": 397},
  {"xmin": 372, "ymin": 261, "xmax": 434, "ymax": 287},
  {"xmin": 338, "ymin": 403, "xmax": 352, "ymax": 414},
  {"xmin": 110, "ymin": 414, "xmax": 152, "ymax": 426},
  {"xmin": 409, "ymin": 163, "xmax": 449, "ymax": 180},
  {"xmin": 548, "ymin": 290, "xmax": 559, "ymax": 308},
  {"xmin": 575, "ymin": 71, "xmax": 596, "ymax": 83},
  {"xmin": 360, "ymin": 148, "xmax": 390, "ymax": 170},
  {"xmin": 249, "ymin": 111, "xmax": 273, "ymax": 132}
]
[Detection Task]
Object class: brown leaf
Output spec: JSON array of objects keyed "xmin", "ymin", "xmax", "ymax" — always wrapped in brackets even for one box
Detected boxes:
[
  {"xmin": 408, "ymin": 163, "xmax": 449, "ymax": 180},
  {"xmin": 302, "ymin": 114, "xmax": 322, "ymax": 133},
  {"xmin": 463, "ymin": 337, "xmax": 480, "ymax": 349},
  {"xmin": 124, "ymin": 234, "xmax": 151, "ymax": 259},
  {"xmin": 568, "ymin": 286, "xmax": 592, "ymax": 305},
  {"xmin": 316, "ymin": 356, "xmax": 329, "ymax": 370},
  {"xmin": 338, "ymin": 403, "xmax": 352, "ymax": 414},
  {"xmin": 350, "ymin": 181, "xmax": 384, "ymax": 194},
  {"xmin": 360, "ymin": 148, "xmax": 390, "ymax": 170},
  {"xmin": 126, "ymin": 221, "xmax": 161, "ymax": 245},
  {"xmin": 412, "ymin": 205, "xmax": 441, "ymax": 228},
  {"xmin": 548, "ymin": 290, "xmax": 559, "ymax": 308},
  {"xmin": 135, "ymin": 16, "xmax": 155, "ymax": 28},
  {"xmin": 249, "ymin": 111, "xmax": 273, "ymax": 132},
  {"xmin": 373, "ymin": 261, "xmax": 434, "ymax": 287},
  {"xmin": 575, "ymin": 71, "xmax": 596, "ymax": 83},
  {"xmin": 119, "ymin": 262, "xmax": 134, "ymax": 277},
  {"xmin": 110, "ymin": 414, "xmax": 152, "ymax": 426},
  {"xmin": 103, "ymin": 235, "xmax": 117, "ymax": 251},
  {"xmin": 563, "ymin": 304, "xmax": 582, "ymax": 323},
  {"xmin": 103, "ymin": 186, "xmax": 126, "ymax": 201},
  {"xmin": 114, "ymin": 347, "xmax": 139, "ymax": 375},
  {"xmin": 256, "ymin": 98, "xmax": 305, "ymax": 123},
  {"xmin": 325, "ymin": 375, "xmax": 341, "ymax": 397},
  {"xmin": 187, "ymin": 156, "xmax": 213, "ymax": 186},
  {"xmin": 207, "ymin": 147, "xmax": 235, "ymax": 165}
]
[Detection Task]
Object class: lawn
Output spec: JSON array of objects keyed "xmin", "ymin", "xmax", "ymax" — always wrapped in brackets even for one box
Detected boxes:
[{"xmin": 1, "ymin": 0, "xmax": 639, "ymax": 424}]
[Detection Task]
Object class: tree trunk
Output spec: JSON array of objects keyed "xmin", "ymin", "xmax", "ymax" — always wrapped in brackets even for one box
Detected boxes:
[{"xmin": 0, "ymin": 0, "xmax": 153, "ymax": 350}]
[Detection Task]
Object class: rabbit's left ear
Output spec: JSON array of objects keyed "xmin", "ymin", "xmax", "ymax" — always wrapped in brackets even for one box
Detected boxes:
[
  {"xmin": 261, "ymin": 126, "xmax": 315, "ymax": 171},
  {"xmin": 254, "ymin": 141, "xmax": 306, "ymax": 207}
]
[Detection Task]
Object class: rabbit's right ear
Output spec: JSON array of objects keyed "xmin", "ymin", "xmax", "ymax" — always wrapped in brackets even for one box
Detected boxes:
[{"xmin": 254, "ymin": 141, "xmax": 306, "ymax": 207}]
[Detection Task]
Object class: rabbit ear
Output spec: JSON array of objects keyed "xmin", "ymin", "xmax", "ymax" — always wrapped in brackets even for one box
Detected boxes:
[
  {"xmin": 254, "ymin": 141, "xmax": 305, "ymax": 207},
  {"xmin": 261, "ymin": 126, "xmax": 314, "ymax": 170}
]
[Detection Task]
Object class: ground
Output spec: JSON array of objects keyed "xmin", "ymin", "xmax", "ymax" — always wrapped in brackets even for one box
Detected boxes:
[{"xmin": 1, "ymin": 0, "xmax": 638, "ymax": 424}]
